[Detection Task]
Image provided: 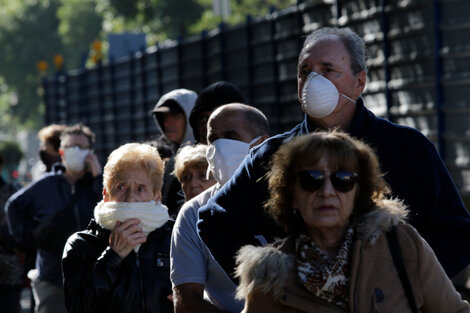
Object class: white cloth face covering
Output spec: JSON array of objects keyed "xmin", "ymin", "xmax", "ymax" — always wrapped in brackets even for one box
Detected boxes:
[
  {"xmin": 206, "ymin": 136, "xmax": 261, "ymax": 186},
  {"xmin": 94, "ymin": 200, "xmax": 170, "ymax": 252}
]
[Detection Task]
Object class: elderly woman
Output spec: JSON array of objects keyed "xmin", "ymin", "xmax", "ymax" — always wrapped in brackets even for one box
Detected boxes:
[
  {"xmin": 173, "ymin": 144, "xmax": 216, "ymax": 202},
  {"xmin": 62, "ymin": 143, "xmax": 173, "ymax": 313},
  {"xmin": 235, "ymin": 131, "xmax": 469, "ymax": 313}
]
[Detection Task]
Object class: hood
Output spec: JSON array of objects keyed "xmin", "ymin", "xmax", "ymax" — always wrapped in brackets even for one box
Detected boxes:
[{"xmin": 152, "ymin": 88, "xmax": 197, "ymax": 146}]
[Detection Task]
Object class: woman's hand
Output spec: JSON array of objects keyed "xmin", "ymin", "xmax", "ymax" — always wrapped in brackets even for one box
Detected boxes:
[{"xmin": 109, "ymin": 218, "xmax": 147, "ymax": 259}]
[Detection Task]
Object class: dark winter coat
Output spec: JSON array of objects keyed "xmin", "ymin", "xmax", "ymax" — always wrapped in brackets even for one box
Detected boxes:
[{"xmin": 62, "ymin": 219, "xmax": 173, "ymax": 313}]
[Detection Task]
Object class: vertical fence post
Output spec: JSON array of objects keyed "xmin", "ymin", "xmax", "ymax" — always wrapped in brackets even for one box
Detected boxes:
[
  {"xmin": 155, "ymin": 42, "xmax": 164, "ymax": 97},
  {"xmin": 334, "ymin": 0, "xmax": 342, "ymax": 23},
  {"xmin": 96, "ymin": 61, "xmax": 105, "ymax": 159},
  {"xmin": 245, "ymin": 15, "xmax": 254, "ymax": 105},
  {"xmin": 433, "ymin": 0, "xmax": 445, "ymax": 159},
  {"xmin": 42, "ymin": 77, "xmax": 51, "ymax": 125},
  {"xmin": 381, "ymin": 0, "xmax": 393, "ymax": 121},
  {"xmin": 129, "ymin": 51, "xmax": 136, "ymax": 141},
  {"xmin": 53, "ymin": 72, "xmax": 61, "ymax": 124},
  {"xmin": 219, "ymin": 22, "xmax": 227, "ymax": 81},
  {"xmin": 177, "ymin": 36, "xmax": 184, "ymax": 87},
  {"xmin": 269, "ymin": 7, "xmax": 282, "ymax": 133},
  {"xmin": 110, "ymin": 58, "xmax": 120, "ymax": 148},
  {"xmin": 201, "ymin": 30, "xmax": 209, "ymax": 88},
  {"xmin": 79, "ymin": 69, "xmax": 89, "ymax": 125},
  {"xmin": 140, "ymin": 47, "xmax": 151, "ymax": 140}
]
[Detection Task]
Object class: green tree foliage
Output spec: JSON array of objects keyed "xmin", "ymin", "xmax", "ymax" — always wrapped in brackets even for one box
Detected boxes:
[
  {"xmin": 0, "ymin": 0, "xmax": 297, "ymax": 133},
  {"xmin": 57, "ymin": 0, "xmax": 104, "ymax": 69},
  {"xmin": 0, "ymin": 0, "xmax": 63, "ymax": 131},
  {"xmin": 189, "ymin": 0, "xmax": 296, "ymax": 34}
]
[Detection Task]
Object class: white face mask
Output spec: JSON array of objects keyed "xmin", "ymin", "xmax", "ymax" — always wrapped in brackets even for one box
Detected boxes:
[
  {"xmin": 206, "ymin": 136, "xmax": 261, "ymax": 186},
  {"xmin": 301, "ymin": 72, "xmax": 356, "ymax": 118},
  {"xmin": 63, "ymin": 146, "xmax": 90, "ymax": 172}
]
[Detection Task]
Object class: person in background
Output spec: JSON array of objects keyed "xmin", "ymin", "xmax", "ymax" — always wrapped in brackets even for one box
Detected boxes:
[
  {"xmin": 235, "ymin": 130, "xmax": 469, "ymax": 312},
  {"xmin": 152, "ymin": 89, "xmax": 197, "ymax": 154},
  {"xmin": 0, "ymin": 152, "xmax": 22, "ymax": 313},
  {"xmin": 62, "ymin": 143, "xmax": 173, "ymax": 313},
  {"xmin": 151, "ymin": 88, "xmax": 198, "ymax": 217},
  {"xmin": 173, "ymin": 144, "xmax": 216, "ymax": 203},
  {"xmin": 171, "ymin": 103, "xmax": 269, "ymax": 313},
  {"xmin": 197, "ymin": 26, "xmax": 470, "ymax": 281},
  {"xmin": 189, "ymin": 81, "xmax": 246, "ymax": 144},
  {"xmin": 5, "ymin": 123, "xmax": 102, "ymax": 313},
  {"xmin": 31, "ymin": 124, "xmax": 66, "ymax": 179}
]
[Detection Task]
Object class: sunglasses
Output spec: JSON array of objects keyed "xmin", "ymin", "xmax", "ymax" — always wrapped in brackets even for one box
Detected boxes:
[{"xmin": 297, "ymin": 170, "xmax": 358, "ymax": 193}]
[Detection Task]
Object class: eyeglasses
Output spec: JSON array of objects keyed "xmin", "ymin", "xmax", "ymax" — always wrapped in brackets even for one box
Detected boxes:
[{"xmin": 296, "ymin": 170, "xmax": 357, "ymax": 193}]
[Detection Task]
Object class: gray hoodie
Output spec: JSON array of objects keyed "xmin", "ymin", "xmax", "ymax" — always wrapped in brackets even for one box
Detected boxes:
[{"xmin": 152, "ymin": 89, "xmax": 197, "ymax": 150}]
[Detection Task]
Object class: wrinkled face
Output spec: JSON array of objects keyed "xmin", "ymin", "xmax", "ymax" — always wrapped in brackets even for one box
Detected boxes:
[
  {"xmin": 293, "ymin": 154, "xmax": 357, "ymax": 238},
  {"xmin": 163, "ymin": 112, "xmax": 186, "ymax": 144},
  {"xmin": 104, "ymin": 167, "xmax": 159, "ymax": 203},
  {"xmin": 180, "ymin": 164, "xmax": 216, "ymax": 201},
  {"xmin": 206, "ymin": 111, "xmax": 253, "ymax": 144},
  {"xmin": 297, "ymin": 38, "xmax": 365, "ymax": 116}
]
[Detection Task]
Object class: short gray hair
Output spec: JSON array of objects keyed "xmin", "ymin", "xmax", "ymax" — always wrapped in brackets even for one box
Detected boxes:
[{"xmin": 301, "ymin": 27, "xmax": 367, "ymax": 74}]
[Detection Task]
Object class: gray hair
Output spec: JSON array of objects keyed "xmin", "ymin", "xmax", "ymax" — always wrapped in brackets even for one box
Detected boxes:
[{"xmin": 301, "ymin": 27, "xmax": 368, "ymax": 74}]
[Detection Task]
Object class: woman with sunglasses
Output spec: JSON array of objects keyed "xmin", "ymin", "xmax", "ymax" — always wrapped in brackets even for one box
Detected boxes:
[{"xmin": 235, "ymin": 130, "xmax": 469, "ymax": 313}]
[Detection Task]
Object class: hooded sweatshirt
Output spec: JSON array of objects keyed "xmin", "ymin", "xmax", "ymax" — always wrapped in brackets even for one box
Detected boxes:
[{"xmin": 152, "ymin": 89, "xmax": 197, "ymax": 152}]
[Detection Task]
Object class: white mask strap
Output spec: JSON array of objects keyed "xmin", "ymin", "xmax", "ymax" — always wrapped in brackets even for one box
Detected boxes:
[{"xmin": 339, "ymin": 93, "xmax": 357, "ymax": 104}]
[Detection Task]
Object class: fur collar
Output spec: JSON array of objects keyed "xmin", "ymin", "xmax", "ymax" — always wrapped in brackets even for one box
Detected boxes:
[{"xmin": 355, "ymin": 198, "xmax": 408, "ymax": 245}]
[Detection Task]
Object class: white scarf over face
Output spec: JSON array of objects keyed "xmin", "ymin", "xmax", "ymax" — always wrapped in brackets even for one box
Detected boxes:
[{"xmin": 94, "ymin": 200, "xmax": 170, "ymax": 252}]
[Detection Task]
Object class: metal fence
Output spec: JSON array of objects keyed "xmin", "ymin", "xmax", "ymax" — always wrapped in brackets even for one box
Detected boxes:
[{"xmin": 42, "ymin": 0, "xmax": 470, "ymax": 202}]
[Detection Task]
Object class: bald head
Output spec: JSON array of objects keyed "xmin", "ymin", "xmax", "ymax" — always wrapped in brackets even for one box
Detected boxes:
[{"xmin": 207, "ymin": 103, "xmax": 269, "ymax": 144}]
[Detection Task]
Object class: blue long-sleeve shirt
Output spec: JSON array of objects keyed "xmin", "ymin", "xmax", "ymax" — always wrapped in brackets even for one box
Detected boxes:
[{"xmin": 198, "ymin": 98, "xmax": 470, "ymax": 279}]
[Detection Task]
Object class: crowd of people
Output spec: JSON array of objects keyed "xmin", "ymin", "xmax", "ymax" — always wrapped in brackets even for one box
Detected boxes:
[{"xmin": 1, "ymin": 26, "xmax": 470, "ymax": 313}]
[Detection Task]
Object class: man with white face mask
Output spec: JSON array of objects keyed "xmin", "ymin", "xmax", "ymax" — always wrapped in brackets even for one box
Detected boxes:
[
  {"xmin": 198, "ymin": 26, "xmax": 470, "ymax": 283},
  {"xmin": 171, "ymin": 103, "xmax": 269, "ymax": 313},
  {"xmin": 5, "ymin": 123, "xmax": 102, "ymax": 313}
]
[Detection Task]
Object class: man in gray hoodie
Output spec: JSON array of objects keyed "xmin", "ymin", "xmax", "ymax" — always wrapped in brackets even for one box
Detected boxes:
[
  {"xmin": 151, "ymin": 88, "xmax": 198, "ymax": 216},
  {"xmin": 152, "ymin": 89, "xmax": 198, "ymax": 153}
]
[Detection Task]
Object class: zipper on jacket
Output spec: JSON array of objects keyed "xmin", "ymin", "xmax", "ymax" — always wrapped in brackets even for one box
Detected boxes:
[
  {"xmin": 136, "ymin": 251, "xmax": 148, "ymax": 312},
  {"xmin": 70, "ymin": 183, "xmax": 81, "ymax": 229}
]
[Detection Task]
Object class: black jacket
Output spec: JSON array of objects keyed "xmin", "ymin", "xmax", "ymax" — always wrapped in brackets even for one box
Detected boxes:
[{"xmin": 62, "ymin": 219, "xmax": 173, "ymax": 313}]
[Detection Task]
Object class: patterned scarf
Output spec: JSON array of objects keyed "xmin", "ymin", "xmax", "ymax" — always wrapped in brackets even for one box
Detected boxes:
[
  {"xmin": 94, "ymin": 200, "xmax": 170, "ymax": 252},
  {"xmin": 296, "ymin": 227, "xmax": 354, "ymax": 310}
]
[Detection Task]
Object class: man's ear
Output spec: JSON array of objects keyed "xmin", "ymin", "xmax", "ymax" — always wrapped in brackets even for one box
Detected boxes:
[
  {"xmin": 59, "ymin": 149, "xmax": 64, "ymax": 157},
  {"xmin": 355, "ymin": 70, "xmax": 366, "ymax": 95}
]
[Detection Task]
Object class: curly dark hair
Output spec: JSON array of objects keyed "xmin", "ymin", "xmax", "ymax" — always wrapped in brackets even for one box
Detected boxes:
[{"xmin": 265, "ymin": 130, "xmax": 390, "ymax": 233}]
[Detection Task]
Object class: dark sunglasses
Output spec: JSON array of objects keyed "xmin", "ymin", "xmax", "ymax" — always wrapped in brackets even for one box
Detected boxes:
[{"xmin": 297, "ymin": 170, "xmax": 358, "ymax": 193}]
